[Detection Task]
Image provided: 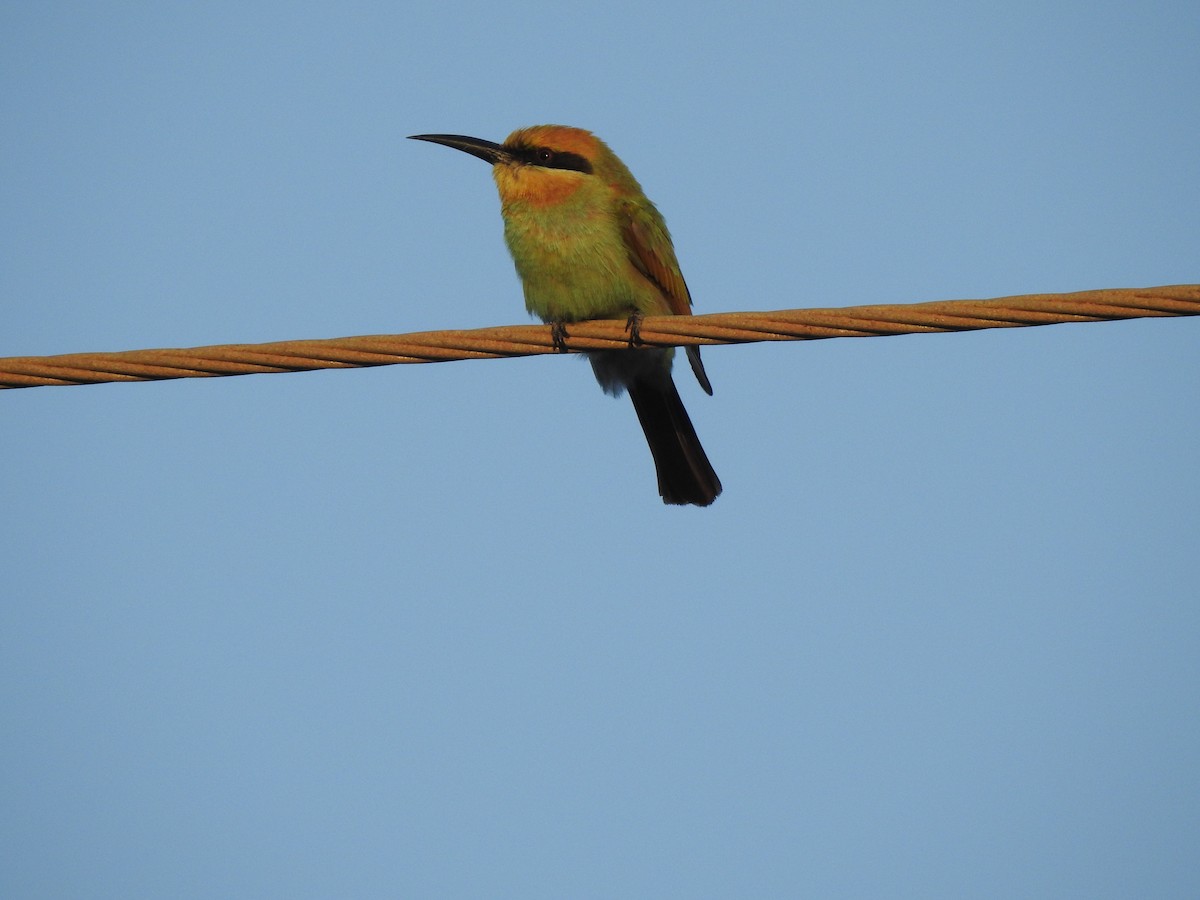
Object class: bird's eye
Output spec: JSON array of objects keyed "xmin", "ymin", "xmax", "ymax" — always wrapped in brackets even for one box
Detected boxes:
[{"xmin": 536, "ymin": 148, "xmax": 554, "ymax": 163}]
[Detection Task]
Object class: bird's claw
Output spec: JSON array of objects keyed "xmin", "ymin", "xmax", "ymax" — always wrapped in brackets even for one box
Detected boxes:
[
  {"xmin": 550, "ymin": 321, "xmax": 570, "ymax": 353},
  {"xmin": 624, "ymin": 311, "xmax": 644, "ymax": 348}
]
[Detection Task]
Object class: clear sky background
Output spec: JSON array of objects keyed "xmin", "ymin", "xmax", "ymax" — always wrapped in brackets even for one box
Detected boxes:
[{"xmin": 2, "ymin": 2, "xmax": 1198, "ymax": 897}]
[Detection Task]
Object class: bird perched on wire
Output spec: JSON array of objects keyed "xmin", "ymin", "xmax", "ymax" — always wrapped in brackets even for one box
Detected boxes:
[{"xmin": 410, "ymin": 125, "xmax": 721, "ymax": 506}]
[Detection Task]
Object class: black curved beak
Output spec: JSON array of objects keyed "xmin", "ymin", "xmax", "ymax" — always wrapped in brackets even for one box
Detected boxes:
[{"xmin": 408, "ymin": 133, "xmax": 509, "ymax": 165}]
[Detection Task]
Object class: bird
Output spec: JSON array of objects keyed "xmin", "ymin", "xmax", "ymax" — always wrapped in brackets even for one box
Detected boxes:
[{"xmin": 409, "ymin": 125, "xmax": 721, "ymax": 506}]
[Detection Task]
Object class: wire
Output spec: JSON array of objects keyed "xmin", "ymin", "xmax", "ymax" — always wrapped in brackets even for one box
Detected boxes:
[{"xmin": 2, "ymin": 284, "xmax": 1196, "ymax": 390}]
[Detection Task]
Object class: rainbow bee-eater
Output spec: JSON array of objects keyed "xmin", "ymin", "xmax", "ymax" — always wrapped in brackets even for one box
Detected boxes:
[{"xmin": 410, "ymin": 125, "xmax": 721, "ymax": 506}]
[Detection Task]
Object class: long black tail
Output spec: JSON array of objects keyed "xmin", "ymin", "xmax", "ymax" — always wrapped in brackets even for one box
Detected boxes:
[{"xmin": 627, "ymin": 376, "xmax": 722, "ymax": 507}]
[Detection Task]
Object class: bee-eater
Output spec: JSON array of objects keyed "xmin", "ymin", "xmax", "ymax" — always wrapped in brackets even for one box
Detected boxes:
[{"xmin": 410, "ymin": 125, "xmax": 721, "ymax": 506}]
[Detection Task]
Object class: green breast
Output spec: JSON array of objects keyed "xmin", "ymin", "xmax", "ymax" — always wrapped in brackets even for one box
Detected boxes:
[{"xmin": 502, "ymin": 198, "xmax": 649, "ymax": 323}]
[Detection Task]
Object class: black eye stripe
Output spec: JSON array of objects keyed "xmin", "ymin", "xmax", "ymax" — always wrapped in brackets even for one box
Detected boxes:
[{"xmin": 510, "ymin": 145, "xmax": 593, "ymax": 174}]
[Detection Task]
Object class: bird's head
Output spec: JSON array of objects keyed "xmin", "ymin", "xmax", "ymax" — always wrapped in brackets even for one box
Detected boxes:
[{"xmin": 410, "ymin": 125, "xmax": 636, "ymax": 207}]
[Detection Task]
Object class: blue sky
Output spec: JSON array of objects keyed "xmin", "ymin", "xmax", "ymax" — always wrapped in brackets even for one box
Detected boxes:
[{"xmin": 2, "ymin": 2, "xmax": 1198, "ymax": 897}]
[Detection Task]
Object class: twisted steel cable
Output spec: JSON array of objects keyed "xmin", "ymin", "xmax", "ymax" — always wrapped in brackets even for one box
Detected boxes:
[{"xmin": 1, "ymin": 284, "xmax": 1196, "ymax": 390}]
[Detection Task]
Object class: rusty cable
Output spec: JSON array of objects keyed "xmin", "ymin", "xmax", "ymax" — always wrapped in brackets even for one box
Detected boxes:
[{"xmin": 1, "ymin": 284, "xmax": 1196, "ymax": 390}]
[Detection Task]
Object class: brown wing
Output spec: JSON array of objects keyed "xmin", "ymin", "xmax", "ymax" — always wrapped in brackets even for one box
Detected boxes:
[
  {"xmin": 618, "ymin": 199, "xmax": 693, "ymax": 318},
  {"xmin": 618, "ymin": 199, "xmax": 713, "ymax": 395}
]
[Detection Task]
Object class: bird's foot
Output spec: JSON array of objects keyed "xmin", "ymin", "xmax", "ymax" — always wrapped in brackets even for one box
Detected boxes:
[
  {"xmin": 624, "ymin": 311, "xmax": 644, "ymax": 348},
  {"xmin": 550, "ymin": 321, "xmax": 571, "ymax": 353}
]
